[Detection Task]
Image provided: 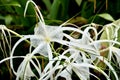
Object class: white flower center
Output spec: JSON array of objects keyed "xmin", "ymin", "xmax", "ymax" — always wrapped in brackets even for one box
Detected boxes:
[{"xmin": 44, "ymin": 36, "xmax": 51, "ymax": 43}]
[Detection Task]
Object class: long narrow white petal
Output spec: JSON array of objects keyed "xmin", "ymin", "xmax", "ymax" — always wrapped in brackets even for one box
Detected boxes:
[{"xmin": 97, "ymin": 56, "xmax": 119, "ymax": 80}]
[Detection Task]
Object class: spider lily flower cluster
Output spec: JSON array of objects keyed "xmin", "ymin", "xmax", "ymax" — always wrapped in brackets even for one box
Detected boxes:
[{"xmin": 0, "ymin": 0, "xmax": 120, "ymax": 80}]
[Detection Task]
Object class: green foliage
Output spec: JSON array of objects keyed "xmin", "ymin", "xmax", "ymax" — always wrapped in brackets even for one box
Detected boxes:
[
  {"xmin": 0, "ymin": 0, "xmax": 120, "ymax": 30},
  {"xmin": 0, "ymin": 0, "xmax": 37, "ymax": 34},
  {"xmin": 75, "ymin": 0, "xmax": 82, "ymax": 6},
  {"xmin": 49, "ymin": 0, "xmax": 69, "ymax": 20},
  {"xmin": 98, "ymin": 13, "xmax": 115, "ymax": 22}
]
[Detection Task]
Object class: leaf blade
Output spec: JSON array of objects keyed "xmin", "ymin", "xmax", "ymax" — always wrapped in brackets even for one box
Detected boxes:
[{"xmin": 98, "ymin": 13, "xmax": 115, "ymax": 22}]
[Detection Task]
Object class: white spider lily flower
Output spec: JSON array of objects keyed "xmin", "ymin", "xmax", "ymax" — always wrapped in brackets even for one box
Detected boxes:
[
  {"xmin": 0, "ymin": 25, "xmax": 11, "ymax": 54},
  {"xmin": 9, "ymin": 1, "xmax": 85, "ymax": 79},
  {"xmin": 38, "ymin": 48, "xmax": 90, "ymax": 80},
  {"xmin": 53, "ymin": 49, "xmax": 92, "ymax": 80},
  {"xmin": 10, "ymin": 35, "xmax": 45, "ymax": 76},
  {"xmin": 97, "ymin": 56, "xmax": 119, "ymax": 80},
  {"xmin": 58, "ymin": 65, "xmax": 72, "ymax": 80},
  {"xmin": 0, "ymin": 0, "xmax": 119, "ymax": 80},
  {"xmin": 30, "ymin": 22, "xmax": 63, "ymax": 57},
  {"xmin": 90, "ymin": 40, "xmax": 120, "ymax": 80},
  {"xmin": 15, "ymin": 54, "xmax": 39, "ymax": 80},
  {"xmin": 24, "ymin": 0, "xmax": 65, "ymax": 59},
  {"xmin": 56, "ymin": 52, "xmax": 110, "ymax": 80},
  {"xmin": 63, "ymin": 26, "xmax": 101, "ymax": 61},
  {"xmin": 110, "ymin": 46, "xmax": 120, "ymax": 67}
]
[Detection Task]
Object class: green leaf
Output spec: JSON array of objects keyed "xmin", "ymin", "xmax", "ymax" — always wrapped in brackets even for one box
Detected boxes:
[
  {"xmin": 75, "ymin": 0, "xmax": 82, "ymax": 6},
  {"xmin": 42, "ymin": 0, "xmax": 51, "ymax": 11},
  {"xmin": 5, "ymin": 15, "xmax": 13, "ymax": 25},
  {"xmin": 0, "ymin": 1, "xmax": 21, "ymax": 7},
  {"xmin": 98, "ymin": 13, "xmax": 115, "ymax": 22},
  {"xmin": 49, "ymin": 0, "xmax": 69, "ymax": 20},
  {"xmin": 113, "ymin": 19, "xmax": 120, "ymax": 47},
  {"xmin": 9, "ymin": 1, "xmax": 21, "ymax": 7}
]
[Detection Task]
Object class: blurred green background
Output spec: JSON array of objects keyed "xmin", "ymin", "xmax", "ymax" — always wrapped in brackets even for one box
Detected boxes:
[{"xmin": 0, "ymin": 0, "xmax": 120, "ymax": 34}]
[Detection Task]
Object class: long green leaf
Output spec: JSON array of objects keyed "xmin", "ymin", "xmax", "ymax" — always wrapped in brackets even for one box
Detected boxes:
[{"xmin": 98, "ymin": 13, "xmax": 115, "ymax": 22}]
